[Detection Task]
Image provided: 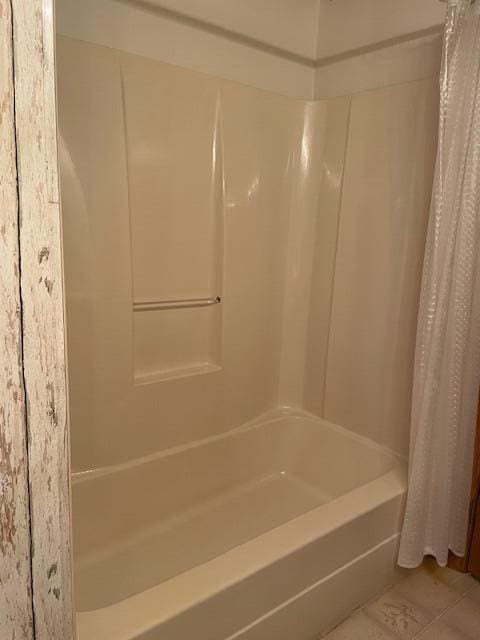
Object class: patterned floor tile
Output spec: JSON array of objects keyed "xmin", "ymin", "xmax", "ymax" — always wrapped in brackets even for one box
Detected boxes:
[
  {"xmin": 364, "ymin": 588, "xmax": 432, "ymax": 639},
  {"xmin": 323, "ymin": 611, "xmax": 398, "ymax": 640}
]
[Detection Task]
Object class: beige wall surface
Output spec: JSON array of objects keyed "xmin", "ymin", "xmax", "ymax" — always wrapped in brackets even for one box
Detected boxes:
[
  {"xmin": 58, "ymin": 26, "xmax": 440, "ymax": 471},
  {"xmin": 302, "ymin": 34, "xmax": 441, "ymax": 456},
  {"xmin": 315, "ymin": 0, "xmax": 445, "ymax": 59},
  {"xmin": 122, "ymin": 55, "xmax": 224, "ymax": 381},
  {"xmin": 277, "ymin": 97, "xmax": 351, "ymax": 409},
  {"xmin": 56, "ymin": 0, "xmax": 446, "ymax": 100},
  {"xmin": 304, "ymin": 78, "xmax": 439, "ymax": 456},
  {"xmin": 55, "ymin": 0, "xmax": 316, "ymax": 99},
  {"xmin": 140, "ymin": 0, "xmax": 321, "ymax": 58},
  {"xmin": 314, "ymin": 34, "xmax": 443, "ymax": 100},
  {"xmin": 58, "ymin": 36, "xmax": 309, "ymax": 470}
]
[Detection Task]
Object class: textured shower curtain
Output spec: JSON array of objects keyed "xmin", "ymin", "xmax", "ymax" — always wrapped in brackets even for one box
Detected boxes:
[{"xmin": 398, "ymin": 0, "xmax": 480, "ymax": 568}]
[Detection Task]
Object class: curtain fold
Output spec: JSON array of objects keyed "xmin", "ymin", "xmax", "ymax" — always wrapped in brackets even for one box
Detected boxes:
[{"xmin": 398, "ymin": 0, "xmax": 480, "ymax": 568}]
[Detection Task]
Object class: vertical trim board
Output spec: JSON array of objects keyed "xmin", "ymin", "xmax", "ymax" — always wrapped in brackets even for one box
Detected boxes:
[
  {"xmin": 0, "ymin": 1, "xmax": 34, "ymax": 637},
  {"xmin": 11, "ymin": 0, "xmax": 75, "ymax": 637}
]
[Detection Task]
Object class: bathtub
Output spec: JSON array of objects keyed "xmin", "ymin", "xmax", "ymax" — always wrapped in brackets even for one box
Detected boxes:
[{"xmin": 73, "ymin": 410, "xmax": 407, "ymax": 640}]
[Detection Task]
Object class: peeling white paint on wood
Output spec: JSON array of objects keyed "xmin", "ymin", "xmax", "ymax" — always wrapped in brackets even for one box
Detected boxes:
[
  {"xmin": 11, "ymin": 0, "xmax": 75, "ymax": 637},
  {"xmin": 0, "ymin": 1, "xmax": 34, "ymax": 638},
  {"xmin": 41, "ymin": 0, "xmax": 60, "ymax": 205}
]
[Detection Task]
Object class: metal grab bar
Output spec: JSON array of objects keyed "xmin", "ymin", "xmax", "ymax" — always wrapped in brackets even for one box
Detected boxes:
[{"xmin": 133, "ymin": 296, "xmax": 221, "ymax": 312}]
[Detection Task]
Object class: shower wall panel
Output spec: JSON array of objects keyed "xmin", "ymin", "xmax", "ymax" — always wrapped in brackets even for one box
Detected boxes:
[
  {"xmin": 122, "ymin": 57, "xmax": 221, "ymax": 304},
  {"xmin": 325, "ymin": 78, "xmax": 438, "ymax": 455},
  {"xmin": 58, "ymin": 34, "xmax": 440, "ymax": 472},
  {"xmin": 276, "ymin": 97, "xmax": 351, "ymax": 408},
  {"xmin": 58, "ymin": 36, "xmax": 307, "ymax": 471},
  {"xmin": 300, "ymin": 97, "xmax": 351, "ymax": 414},
  {"xmin": 304, "ymin": 76, "xmax": 439, "ymax": 455},
  {"xmin": 121, "ymin": 54, "xmax": 224, "ymax": 382},
  {"xmin": 57, "ymin": 38, "xmax": 134, "ymax": 472}
]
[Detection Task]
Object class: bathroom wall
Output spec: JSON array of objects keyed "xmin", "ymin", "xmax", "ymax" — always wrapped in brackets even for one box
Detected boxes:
[
  {"xmin": 58, "ymin": 36, "xmax": 317, "ymax": 471},
  {"xmin": 315, "ymin": 0, "xmax": 445, "ymax": 59},
  {"xmin": 122, "ymin": 54, "xmax": 224, "ymax": 382},
  {"xmin": 303, "ymin": 37, "xmax": 441, "ymax": 456},
  {"xmin": 55, "ymin": 0, "xmax": 317, "ymax": 98},
  {"xmin": 124, "ymin": 0, "xmax": 322, "ymax": 58},
  {"xmin": 56, "ymin": 0, "xmax": 445, "ymax": 100},
  {"xmin": 58, "ymin": 9, "xmax": 442, "ymax": 471},
  {"xmin": 313, "ymin": 33, "xmax": 443, "ymax": 99},
  {"xmin": 276, "ymin": 97, "xmax": 350, "ymax": 410}
]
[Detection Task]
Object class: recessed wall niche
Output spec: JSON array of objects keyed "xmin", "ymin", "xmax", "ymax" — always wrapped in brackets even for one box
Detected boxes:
[{"xmin": 122, "ymin": 55, "xmax": 224, "ymax": 384}]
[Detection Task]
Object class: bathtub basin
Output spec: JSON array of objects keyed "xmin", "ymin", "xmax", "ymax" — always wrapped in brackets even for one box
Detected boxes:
[{"xmin": 73, "ymin": 410, "xmax": 407, "ymax": 639}]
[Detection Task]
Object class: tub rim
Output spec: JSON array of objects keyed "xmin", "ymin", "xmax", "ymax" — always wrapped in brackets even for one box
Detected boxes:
[{"xmin": 72, "ymin": 407, "xmax": 404, "ymax": 484}]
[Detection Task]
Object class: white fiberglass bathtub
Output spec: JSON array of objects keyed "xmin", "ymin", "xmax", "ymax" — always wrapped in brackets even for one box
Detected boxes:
[{"xmin": 73, "ymin": 410, "xmax": 407, "ymax": 640}]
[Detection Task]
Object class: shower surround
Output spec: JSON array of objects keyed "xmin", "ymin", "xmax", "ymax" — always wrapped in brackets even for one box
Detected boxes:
[{"xmin": 57, "ymin": 34, "xmax": 439, "ymax": 640}]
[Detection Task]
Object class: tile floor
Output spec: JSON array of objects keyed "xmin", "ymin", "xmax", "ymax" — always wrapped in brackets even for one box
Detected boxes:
[{"xmin": 322, "ymin": 560, "xmax": 480, "ymax": 640}]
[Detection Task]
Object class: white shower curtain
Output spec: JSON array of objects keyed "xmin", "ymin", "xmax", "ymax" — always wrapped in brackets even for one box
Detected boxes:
[{"xmin": 398, "ymin": 0, "xmax": 480, "ymax": 568}]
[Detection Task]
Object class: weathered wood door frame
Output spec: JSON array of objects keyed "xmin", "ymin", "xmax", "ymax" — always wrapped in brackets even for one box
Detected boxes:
[
  {"xmin": 448, "ymin": 391, "xmax": 480, "ymax": 575},
  {"xmin": 0, "ymin": 2, "xmax": 34, "ymax": 637},
  {"xmin": 467, "ymin": 417, "xmax": 480, "ymax": 577},
  {"xmin": 1, "ymin": 0, "xmax": 75, "ymax": 638}
]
